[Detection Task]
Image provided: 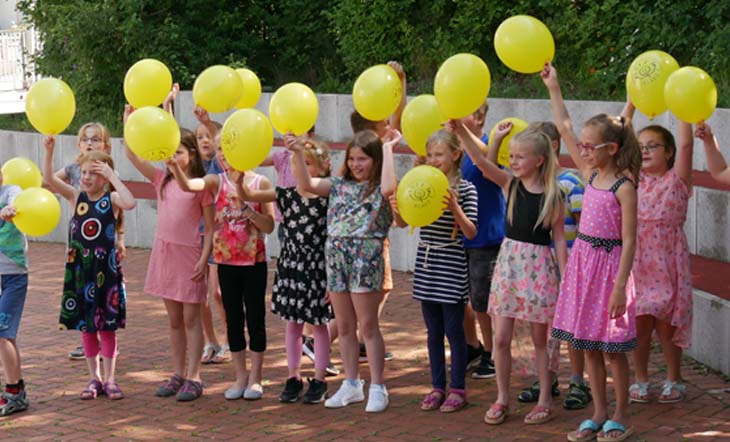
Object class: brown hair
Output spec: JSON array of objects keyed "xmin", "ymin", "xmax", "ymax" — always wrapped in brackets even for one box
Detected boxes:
[
  {"xmin": 78, "ymin": 151, "xmax": 124, "ymax": 235},
  {"xmin": 161, "ymin": 128, "xmax": 207, "ymax": 198},
  {"xmin": 350, "ymin": 111, "xmax": 378, "ymax": 133},
  {"xmin": 584, "ymin": 114, "xmax": 641, "ymax": 182},
  {"xmin": 638, "ymin": 125, "xmax": 676, "ymax": 169},
  {"xmin": 344, "ymin": 130, "xmax": 383, "ymax": 197}
]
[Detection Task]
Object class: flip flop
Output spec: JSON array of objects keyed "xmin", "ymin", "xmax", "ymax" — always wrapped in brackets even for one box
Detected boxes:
[
  {"xmin": 201, "ymin": 343, "xmax": 220, "ymax": 365},
  {"xmin": 484, "ymin": 402, "xmax": 508, "ymax": 425},
  {"xmin": 524, "ymin": 405, "xmax": 552, "ymax": 424},
  {"xmin": 211, "ymin": 344, "xmax": 230, "ymax": 364},
  {"xmin": 597, "ymin": 420, "xmax": 634, "ymax": 442},
  {"xmin": 568, "ymin": 419, "xmax": 603, "ymax": 442}
]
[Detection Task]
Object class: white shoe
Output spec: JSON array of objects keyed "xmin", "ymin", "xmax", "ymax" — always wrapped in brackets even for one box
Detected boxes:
[
  {"xmin": 365, "ymin": 384, "xmax": 389, "ymax": 413},
  {"xmin": 324, "ymin": 380, "xmax": 364, "ymax": 408},
  {"xmin": 224, "ymin": 385, "xmax": 245, "ymax": 400}
]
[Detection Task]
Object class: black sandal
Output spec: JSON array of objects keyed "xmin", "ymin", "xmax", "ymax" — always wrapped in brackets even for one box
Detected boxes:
[
  {"xmin": 517, "ymin": 379, "xmax": 560, "ymax": 403},
  {"xmin": 563, "ymin": 383, "xmax": 592, "ymax": 410}
]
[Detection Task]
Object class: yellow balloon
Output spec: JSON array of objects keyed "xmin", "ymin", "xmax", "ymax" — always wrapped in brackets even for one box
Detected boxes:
[
  {"xmin": 664, "ymin": 67, "xmax": 717, "ymax": 124},
  {"xmin": 25, "ymin": 78, "xmax": 76, "ymax": 135},
  {"xmin": 352, "ymin": 64, "xmax": 402, "ymax": 121},
  {"xmin": 396, "ymin": 165, "xmax": 450, "ymax": 228},
  {"xmin": 494, "ymin": 15, "xmax": 555, "ymax": 74},
  {"xmin": 12, "ymin": 187, "xmax": 61, "ymax": 237},
  {"xmin": 489, "ymin": 117, "xmax": 529, "ymax": 167},
  {"xmin": 221, "ymin": 109, "xmax": 273, "ymax": 171},
  {"xmin": 269, "ymin": 82, "xmax": 319, "ymax": 136},
  {"xmin": 124, "ymin": 107, "xmax": 181, "ymax": 161},
  {"xmin": 193, "ymin": 65, "xmax": 244, "ymax": 113},
  {"xmin": 1, "ymin": 157, "xmax": 42, "ymax": 190},
  {"xmin": 626, "ymin": 50, "xmax": 679, "ymax": 119},
  {"xmin": 401, "ymin": 95, "xmax": 446, "ymax": 156},
  {"xmin": 124, "ymin": 59, "xmax": 172, "ymax": 108},
  {"xmin": 234, "ymin": 68, "xmax": 262, "ymax": 109},
  {"xmin": 434, "ymin": 54, "xmax": 491, "ymax": 119}
]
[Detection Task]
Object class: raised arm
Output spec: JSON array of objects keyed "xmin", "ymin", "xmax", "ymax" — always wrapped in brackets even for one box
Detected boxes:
[
  {"xmin": 696, "ymin": 124, "xmax": 730, "ymax": 184},
  {"xmin": 620, "ymin": 98, "xmax": 635, "ymax": 121},
  {"xmin": 449, "ymin": 119, "xmax": 511, "ymax": 190},
  {"xmin": 541, "ymin": 63, "xmax": 590, "ymax": 179},
  {"xmin": 162, "ymin": 83, "xmax": 180, "ymax": 116},
  {"xmin": 245, "ymin": 176, "xmax": 275, "ymax": 234},
  {"xmin": 388, "ymin": 61, "xmax": 407, "ymax": 132},
  {"xmin": 675, "ymin": 121, "xmax": 693, "ymax": 186},
  {"xmin": 42, "ymin": 136, "xmax": 78, "ymax": 204},
  {"xmin": 194, "ymin": 106, "xmax": 220, "ymax": 140},
  {"xmin": 166, "ymin": 156, "xmax": 217, "ymax": 193},
  {"xmin": 287, "ymin": 136, "xmax": 331, "ymax": 197},
  {"xmin": 94, "ymin": 161, "xmax": 136, "ymax": 210},
  {"xmin": 380, "ymin": 128, "xmax": 401, "ymax": 197},
  {"xmin": 485, "ymin": 122, "xmax": 507, "ymax": 165},
  {"xmin": 123, "ymin": 105, "xmax": 159, "ymax": 182},
  {"xmin": 235, "ymin": 171, "xmax": 276, "ymax": 203}
]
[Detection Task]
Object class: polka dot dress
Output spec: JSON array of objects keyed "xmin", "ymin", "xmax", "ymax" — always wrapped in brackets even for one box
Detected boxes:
[{"xmin": 551, "ymin": 174, "xmax": 636, "ymax": 353}]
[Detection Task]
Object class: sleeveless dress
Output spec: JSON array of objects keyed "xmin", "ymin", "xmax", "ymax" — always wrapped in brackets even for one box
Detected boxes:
[
  {"xmin": 552, "ymin": 173, "xmax": 636, "ymax": 352},
  {"xmin": 213, "ymin": 174, "xmax": 266, "ymax": 266},
  {"xmin": 271, "ymin": 187, "xmax": 331, "ymax": 324},
  {"xmin": 59, "ymin": 191, "xmax": 126, "ymax": 332},
  {"xmin": 634, "ymin": 169, "xmax": 692, "ymax": 349}
]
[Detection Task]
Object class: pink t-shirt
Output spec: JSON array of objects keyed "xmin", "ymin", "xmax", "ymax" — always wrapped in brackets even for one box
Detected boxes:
[
  {"xmin": 152, "ymin": 169, "xmax": 214, "ymax": 247},
  {"xmin": 271, "ymin": 149, "xmax": 297, "ymax": 188}
]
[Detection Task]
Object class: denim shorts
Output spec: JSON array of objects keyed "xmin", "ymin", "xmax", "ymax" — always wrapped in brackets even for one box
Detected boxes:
[
  {"xmin": 466, "ymin": 245, "xmax": 500, "ymax": 313},
  {"xmin": 0, "ymin": 274, "xmax": 29, "ymax": 339}
]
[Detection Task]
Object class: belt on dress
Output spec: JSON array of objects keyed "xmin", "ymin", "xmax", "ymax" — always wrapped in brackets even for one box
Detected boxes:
[
  {"xmin": 576, "ymin": 232, "xmax": 622, "ymax": 253},
  {"xmin": 419, "ymin": 240, "xmax": 461, "ymax": 269}
]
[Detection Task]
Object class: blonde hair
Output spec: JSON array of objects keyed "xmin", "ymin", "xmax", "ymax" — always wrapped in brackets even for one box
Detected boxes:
[
  {"xmin": 301, "ymin": 139, "xmax": 331, "ymax": 177},
  {"xmin": 426, "ymin": 129, "xmax": 463, "ymax": 186},
  {"xmin": 77, "ymin": 122, "xmax": 112, "ymax": 155},
  {"xmin": 506, "ymin": 129, "xmax": 562, "ymax": 230}
]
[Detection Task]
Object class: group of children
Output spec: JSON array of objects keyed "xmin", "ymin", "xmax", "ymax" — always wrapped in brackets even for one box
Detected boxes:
[{"xmin": 0, "ymin": 60, "xmax": 725, "ymax": 441}]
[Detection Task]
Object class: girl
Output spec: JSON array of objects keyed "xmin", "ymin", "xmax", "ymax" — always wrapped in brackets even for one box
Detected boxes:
[
  {"xmin": 238, "ymin": 136, "xmax": 333, "ymax": 404},
  {"xmin": 622, "ymin": 102, "xmax": 693, "ymax": 405},
  {"xmin": 453, "ymin": 120, "xmax": 567, "ymax": 425},
  {"xmin": 124, "ymin": 122, "xmax": 214, "ymax": 401},
  {"xmin": 43, "ymin": 138, "xmax": 136, "ymax": 400},
  {"xmin": 170, "ymin": 141, "xmax": 275, "ymax": 401},
  {"xmin": 392, "ymin": 130, "xmax": 478, "ymax": 413},
  {"xmin": 0, "ymin": 180, "xmax": 29, "ymax": 416},
  {"xmin": 542, "ymin": 62, "xmax": 641, "ymax": 442},
  {"xmin": 290, "ymin": 129, "xmax": 399, "ymax": 413}
]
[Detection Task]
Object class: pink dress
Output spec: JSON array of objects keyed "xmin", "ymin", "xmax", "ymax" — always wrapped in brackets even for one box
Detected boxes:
[
  {"xmin": 271, "ymin": 149, "xmax": 296, "ymax": 223},
  {"xmin": 634, "ymin": 169, "xmax": 692, "ymax": 349},
  {"xmin": 552, "ymin": 173, "xmax": 636, "ymax": 352},
  {"xmin": 144, "ymin": 169, "xmax": 214, "ymax": 303}
]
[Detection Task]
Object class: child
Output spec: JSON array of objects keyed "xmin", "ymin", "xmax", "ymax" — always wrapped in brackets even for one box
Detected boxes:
[
  {"xmin": 239, "ymin": 136, "xmax": 333, "ymax": 404},
  {"xmin": 459, "ymin": 101, "xmax": 503, "ymax": 379},
  {"xmin": 291, "ymin": 129, "xmax": 399, "ymax": 413},
  {"xmin": 542, "ymin": 62, "xmax": 641, "ymax": 442},
  {"xmin": 124, "ymin": 121, "xmax": 214, "ymax": 401},
  {"xmin": 53, "ymin": 122, "xmax": 126, "ymax": 361},
  {"xmin": 43, "ymin": 138, "xmax": 137, "ymax": 400},
  {"xmin": 392, "ymin": 130, "xmax": 478, "ymax": 413},
  {"xmin": 192, "ymin": 106, "xmax": 228, "ymax": 365},
  {"xmin": 622, "ymin": 102, "xmax": 693, "ymax": 405},
  {"xmin": 697, "ymin": 123, "xmax": 727, "ymax": 182},
  {"xmin": 0, "ymin": 180, "xmax": 29, "ymax": 416},
  {"xmin": 170, "ymin": 141, "xmax": 275, "ymax": 401},
  {"xmin": 516, "ymin": 121, "xmax": 591, "ymax": 410},
  {"xmin": 453, "ymin": 120, "xmax": 566, "ymax": 426}
]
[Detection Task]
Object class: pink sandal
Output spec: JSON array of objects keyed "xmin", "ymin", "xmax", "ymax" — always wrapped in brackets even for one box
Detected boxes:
[
  {"xmin": 80, "ymin": 379, "xmax": 104, "ymax": 400},
  {"xmin": 484, "ymin": 402, "xmax": 509, "ymax": 425},
  {"xmin": 420, "ymin": 388, "xmax": 445, "ymax": 411},
  {"xmin": 440, "ymin": 389, "xmax": 467, "ymax": 413},
  {"xmin": 103, "ymin": 381, "xmax": 124, "ymax": 400}
]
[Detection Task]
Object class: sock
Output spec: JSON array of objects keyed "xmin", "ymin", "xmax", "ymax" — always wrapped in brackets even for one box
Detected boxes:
[
  {"xmin": 5, "ymin": 380, "xmax": 23, "ymax": 394},
  {"xmin": 370, "ymin": 383, "xmax": 386, "ymax": 391},
  {"xmin": 345, "ymin": 378, "xmax": 361, "ymax": 387},
  {"xmin": 570, "ymin": 375, "xmax": 585, "ymax": 385}
]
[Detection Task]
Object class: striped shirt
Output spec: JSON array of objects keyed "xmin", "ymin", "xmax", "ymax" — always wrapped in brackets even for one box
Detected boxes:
[
  {"xmin": 413, "ymin": 179, "xmax": 479, "ymax": 304},
  {"xmin": 558, "ymin": 169, "xmax": 585, "ymax": 249}
]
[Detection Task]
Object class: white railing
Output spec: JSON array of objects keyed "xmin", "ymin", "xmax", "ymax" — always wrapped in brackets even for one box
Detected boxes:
[{"xmin": 0, "ymin": 27, "xmax": 38, "ymax": 92}]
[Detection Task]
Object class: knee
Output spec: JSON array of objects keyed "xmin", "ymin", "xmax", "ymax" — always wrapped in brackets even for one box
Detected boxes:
[
  {"xmin": 168, "ymin": 317, "xmax": 184, "ymax": 331},
  {"xmin": 358, "ymin": 320, "xmax": 380, "ymax": 341},
  {"xmin": 336, "ymin": 318, "xmax": 357, "ymax": 338},
  {"xmin": 494, "ymin": 334, "xmax": 511, "ymax": 351}
]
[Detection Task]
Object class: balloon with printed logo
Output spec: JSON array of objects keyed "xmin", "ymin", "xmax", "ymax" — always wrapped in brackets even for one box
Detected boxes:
[
  {"xmin": 123, "ymin": 106, "xmax": 181, "ymax": 161},
  {"xmin": 664, "ymin": 66, "xmax": 717, "ymax": 123},
  {"xmin": 193, "ymin": 65, "xmax": 244, "ymax": 113},
  {"xmin": 626, "ymin": 50, "xmax": 679, "ymax": 119},
  {"xmin": 1, "ymin": 157, "xmax": 42, "ymax": 190},
  {"xmin": 25, "ymin": 78, "xmax": 76, "ymax": 135},
  {"xmin": 489, "ymin": 117, "xmax": 529, "ymax": 167},
  {"xmin": 352, "ymin": 64, "xmax": 402, "ymax": 121},
  {"xmin": 396, "ymin": 165, "xmax": 450, "ymax": 228},
  {"xmin": 494, "ymin": 15, "xmax": 555, "ymax": 74},
  {"xmin": 401, "ymin": 95, "xmax": 446, "ymax": 156},
  {"xmin": 221, "ymin": 108, "xmax": 273, "ymax": 171},
  {"xmin": 269, "ymin": 82, "xmax": 319, "ymax": 136},
  {"xmin": 123, "ymin": 59, "xmax": 172, "ymax": 108},
  {"xmin": 12, "ymin": 187, "xmax": 61, "ymax": 236},
  {"xmin": 234, "ymin": 68, "xmax": 262, "ymax": 109},
  {"xmin": 434, "ymin": 53, "xmax": 491, "ymax": 119}
]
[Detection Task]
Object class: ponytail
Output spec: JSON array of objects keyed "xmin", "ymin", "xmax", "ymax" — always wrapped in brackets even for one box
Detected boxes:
[{"xmin": 585, "ymin": 114, "xmax": 641, "ymax": 183}]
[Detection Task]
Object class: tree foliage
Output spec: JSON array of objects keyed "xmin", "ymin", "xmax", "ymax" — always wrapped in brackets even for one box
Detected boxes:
[{"xmin": 7, "ymin": 0, "xmax": 730, "ymax": 134}]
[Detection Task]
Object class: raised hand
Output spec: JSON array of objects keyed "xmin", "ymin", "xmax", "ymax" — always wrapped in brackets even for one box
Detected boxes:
[
  {"xmin": 382, "ymin": 128, "xmax": 402, "ymax": 149},
  {"xmin": 43, "ymin": 135, "xmax": 56, "ymax": 152},
  {"xmin": 540, "ymin": 62, "xmax": 559, "ymax": 90}
]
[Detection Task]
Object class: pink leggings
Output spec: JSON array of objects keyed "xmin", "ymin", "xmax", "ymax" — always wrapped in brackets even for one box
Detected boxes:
[
  {"xmin": 81, "ymin": 331, "xmax": 117, "ymax": 359},
  {"xmin": 286, "ymin": 322, "xmax": 329, "ymax": 375}
]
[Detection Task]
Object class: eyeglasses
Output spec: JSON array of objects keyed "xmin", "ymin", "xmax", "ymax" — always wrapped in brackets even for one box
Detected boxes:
[
  {"xmin": 639, "ymin": 143, "xmax": 665, "ymax": 152},
  {"xmin": 81, "ymin": 137, "xmax": 102, "ymax": 144},
  {"xmin": 577, "ymin": 142, "xmax": 611, "ymax": 151}
]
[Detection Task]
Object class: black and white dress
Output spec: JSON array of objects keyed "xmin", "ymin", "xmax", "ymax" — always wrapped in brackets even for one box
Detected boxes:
[
  {"xmin": 271, "ymin": 187, "xmax": 332, "ymax": 324},
  {"xmin": 413, "ymin": 179, "xmax": 479, "ymax": 304}
]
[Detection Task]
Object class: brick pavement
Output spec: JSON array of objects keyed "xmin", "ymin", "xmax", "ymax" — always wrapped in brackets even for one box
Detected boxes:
[{"xmin": 1, "ymin": 242, "xmax": 728, "ymax": 441}]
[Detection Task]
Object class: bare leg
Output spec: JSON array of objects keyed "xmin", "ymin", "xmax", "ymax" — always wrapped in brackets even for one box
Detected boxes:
[
  {"xmin": 655, "ymin": 319, "xmax": 682, "ymax": 383},
  {"xmin": 163, "ymin": 299, "xmax": 186, "ymax": 377},
  {"xmin": 463, "ymin": 303, "xmax": 481, "ymax": 348},
  {"xmin": 248, "ymin": 351, "xmax": 264, "ymax": 388},
  {"xmin": 492, "ymin": 315, "xmax": 515, "ymax": 406},
  {"xmin": 530, "ymin": 322, "xmax": 552, "ymax": 409},
  {"xmin": 183, "ymin": 302, "xmax": 204, "ymax": 382},
  {"xmin": 352, "ymin": 291, "xmax": 385, "ymax": 384},
  {"xmin": 632, "ymin": 315, "xmax": 654, "ymax": 384},
  {"xmin": 229, "ymin": 350, "xmax": 248, "ymax": 391},
  {"xmin": 604, "ymin": 352, "xmax": 631, "ymax": 437},
  {"xmin": 0, "ymin": 338, "xmax": 21, "ymax": 383},
  {"xmin": 475, "ymin": 311, "xmax": 493, "ymax": 353},
  {"xmin": 329, "ymin": 292, "xmax": 359, "ymax": 380}
]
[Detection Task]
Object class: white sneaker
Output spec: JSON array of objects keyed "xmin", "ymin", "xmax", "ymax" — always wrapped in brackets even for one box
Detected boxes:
[
  {"xmin": 365, "ymin": 384, "xmax": 389, "ymax": 413},
  {"xmin": 324, "ymin": 380, "xmax": 364, "ymax": 408}
]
